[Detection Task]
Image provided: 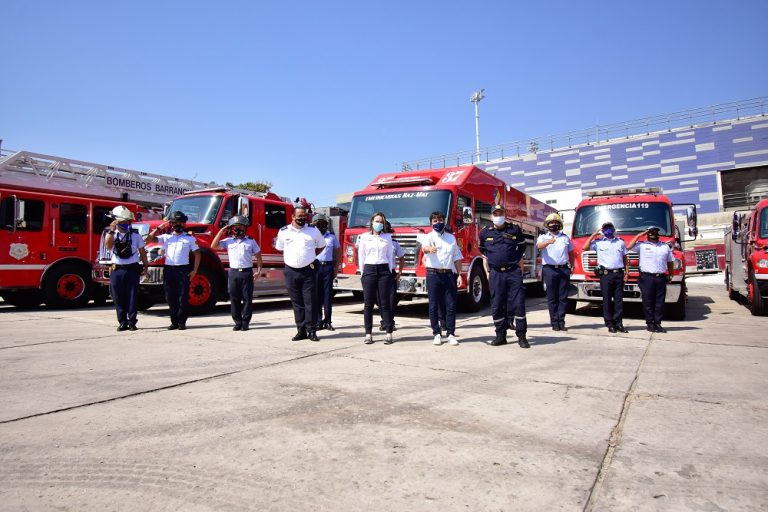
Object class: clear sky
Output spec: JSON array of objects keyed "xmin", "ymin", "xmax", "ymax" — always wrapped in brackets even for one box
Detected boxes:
[{"xmin": 1, "ymin": 0, "xmax": 766, "ymax": 207}]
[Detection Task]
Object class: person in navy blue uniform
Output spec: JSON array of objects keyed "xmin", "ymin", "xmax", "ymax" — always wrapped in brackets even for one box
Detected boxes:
[
  {"xmin": 583, "ymin": 221, "xmax": 629, "ymax": 333},
  {"xmin": 212, "ymin": 215, "xmax": 263, "ymax": 331},
  {"xmin": 105, "ymin": 206, "xmax": 149, "ymax": 331},
  {"xmin": 628, "ymin": 226, "xmax": 675, "ymax": 333},
  {"xmin": 312, "ymin": 214, "xmax": 341, "ymax": 331},
  {"xmin": 536, "ymin": 213, "xmax": 575, "ymax": 331},
  {"xmin": 479, "ymin": 204, "xmax": 529, "ymax": 348}
]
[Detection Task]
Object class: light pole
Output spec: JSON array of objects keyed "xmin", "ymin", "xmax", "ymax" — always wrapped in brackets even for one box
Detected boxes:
[{"xmin": 470, "ymin": 89, "xmax": 485, "ymax": 163}]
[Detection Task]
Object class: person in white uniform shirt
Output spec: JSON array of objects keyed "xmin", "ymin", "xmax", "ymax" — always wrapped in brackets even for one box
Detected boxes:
[
  {"xmin": 357, "ymin": 212, "xmax": 396, "ymax": 345},
  {"xmin": 147, "ymin": 210, "xmax": 200, "ymax": 330},
  {"xmin": 275, "ymin": 206, "xmax": 326, "ymax": 342},
  {"xmin": 583, "ymin": 221, "xmax": 629, "ymax": 333},
  {"xmin": 105, "ymin": 206, "xmax": 149, "ymax": 332},
  {"xmin": 212, "ymin": 215, "xmax": 263, "ymax": 332},
  {"xmin": 419, "ymin": 211, "xmax": 463, "ymax": 346},
  {"xmin": 536, "ymin": 213, "xmax": 574, "ymax": 331},
  {"xmin": 627, "ymin": 226, "xmax": 675, "ymax": 333}
]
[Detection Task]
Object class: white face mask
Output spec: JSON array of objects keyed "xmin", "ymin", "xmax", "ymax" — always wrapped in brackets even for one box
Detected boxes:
[{"xmin": 491, "ymin": 216, "xmax": 505, "ymax": 226}]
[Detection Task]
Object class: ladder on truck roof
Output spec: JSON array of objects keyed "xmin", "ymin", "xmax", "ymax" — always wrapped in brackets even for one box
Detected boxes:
[{"xmin": 0, "ymin": 149, "xmax": 216, "ymax": 207}]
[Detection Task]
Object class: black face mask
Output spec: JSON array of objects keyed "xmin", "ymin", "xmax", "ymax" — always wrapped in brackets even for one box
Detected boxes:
[
  {"xmin": 233, "ymin": 228, "xmax": 245, "ymax": 237},
  {"xmin": 173, "ymin": 225, "xmax": 184, "ymax": 233},
  {"xmin": 548, "ymin": 224, "xmax": 562, "ymax": 232},
  {"xmin": 318, "ymin": 227, "xmax": 327, "ymax": 234},
  {"xmin": 648, "ymin": 234, "xmax": 660, "ymax": 242},
  {"xmin": 294, "ymin": 218, "xmax": 306, "ymax": 226}
]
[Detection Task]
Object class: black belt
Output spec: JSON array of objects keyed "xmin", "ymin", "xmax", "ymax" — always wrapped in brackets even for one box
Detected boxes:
[
  {"xmin": 112, "ymin": 263, "xmax": 139, "ymax": 270},
  {"xmin": 640, "ymin": 271, "xmax": 667, "ymax": 278},
  {"xmin": 230, "ymin": 267, "xmax": 253, "ymax": 272},
  {"xmin": 490, "ymin": 264, "xmax": 519, "ymax": 272},
  {"xmin": 316, "ymin": 261, "xmax": 334, "ymax": 266},
  {"xmin": 544, "ymin": 264, "xmax": 569, "ymax": 269},
  {"xmin": 598, "ymin": 268, "xmax": 625, "ymax": 274},
  {"xmin": 164, "ymin": 264, "xmax": 190, "ymax": 267},
  {"xmin": 427, "ymin": 268, "xmax": 454, "ymax": 274}
]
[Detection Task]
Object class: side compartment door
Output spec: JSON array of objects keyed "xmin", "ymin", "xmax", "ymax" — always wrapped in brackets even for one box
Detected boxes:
[
  {"xmin": 0, "ymin": 192, "xmax": 48, "ymax": 289},
  {"xmin": 253, "ymin": 201, "xmax": 288, "ymax": 295},
  {"xmin": 57, "ymin": 199, "xmax": 90, "ymax": 261}
]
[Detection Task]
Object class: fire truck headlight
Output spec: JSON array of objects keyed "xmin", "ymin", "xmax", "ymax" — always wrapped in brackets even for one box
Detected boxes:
[
  {"xmin": 673, "ymin": 258, "xmax": 683, "ymax": 270},
  {"xmin": 345, "ymin": 245, "xmax": 354, "ymax": 257},
  {"xmin": 757, "ymin": 259, "xmax": 768, "ymax": 269}
]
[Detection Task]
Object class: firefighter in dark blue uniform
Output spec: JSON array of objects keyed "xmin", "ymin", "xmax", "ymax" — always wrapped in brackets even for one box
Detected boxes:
[{"xmin": 479, "ymin": 204, "xmax": 529, "ymax": 348}]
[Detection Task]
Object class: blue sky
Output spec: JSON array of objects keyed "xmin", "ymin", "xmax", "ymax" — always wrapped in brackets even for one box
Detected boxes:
[{"xmin": 1, "ymin": 0, "xmax": 766, "ymax": 207}]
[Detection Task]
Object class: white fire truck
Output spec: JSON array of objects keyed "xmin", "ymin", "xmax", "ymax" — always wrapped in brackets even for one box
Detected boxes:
[{"xmin": 0, "ymin": 149, "xmax": 212, "ymax": 308}]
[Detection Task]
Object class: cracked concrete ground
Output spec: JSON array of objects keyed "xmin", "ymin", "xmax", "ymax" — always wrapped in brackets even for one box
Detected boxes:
[{"xmin": 0, "ymin": 275, "xmax": 766, "ymax": 511}]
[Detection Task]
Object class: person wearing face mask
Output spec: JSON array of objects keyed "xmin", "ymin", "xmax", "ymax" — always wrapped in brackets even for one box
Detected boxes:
[
  {"xmin": 356, "ymin": 212, "xmax": 396, "ymax": 345},
  {"xmin": 275, "ymin": 206, "xmax": 327, "ymax": 342},
  {"xmin": 536, "ymin": 213, "xmax": 575, "ymax": 332},
  {"xmin": 419, "ymin": 212, "xmax": 463, "ymax": 346},
  {"xmin": 627, "ymin": 226, "xmax": 675, "ymax": 333},
  {"xmin": 479, "ymin": 204, "xmax": 529, "ymax": 348},
  {"xmin": 105, "ymin": 206, "xmax": 149, "ymax": 331},
  {"xmin": 311, "ymin": 214, "xmax": 341, "ymax": 331},
  {"xmin": 583, "ymin": 221, "xmax": 629, "ymax": 333},
  {"xmin": 147, "ymin": 210, "xmax": 200, "ymax": 330},
  {"xmin": 212, "ymin": 215, "xmax": 263, "ymax": 331}
]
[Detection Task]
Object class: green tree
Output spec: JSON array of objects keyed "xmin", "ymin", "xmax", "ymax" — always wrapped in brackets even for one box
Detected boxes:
[{"xmin": 225, "ymin": 181, "xmax": 272, "ymax": 193}]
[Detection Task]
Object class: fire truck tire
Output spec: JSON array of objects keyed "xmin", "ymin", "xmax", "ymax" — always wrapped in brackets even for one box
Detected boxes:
[
  {"xmin": 1, "ymin": 290, "xmax": 43, "ymax": 308},
  {"xmin": 527, "ymin": 282, "xmax": 546, "ymax": 297},
  {"xmin": 749, "ymin": 272, "xmax": 766, "ymax": 316},
  {"xmin": 43, "ymin": 263, "xmax": 91, "ymax": 309},
  {"xmin": 664, "ymin": 286, "xmax": 686, "ymax": 321},
  {"xmin": 92, "ymin": 285, "xmax": 109, "ymax": 307},
  {"xmin": 725, "ymin": 268, "xmax": 737, "ymax": 301},
  {"xmin": 187, "ymin": 266, "xmax": 220, "ymax": 315},
  {"xmin": 459, "ymin": 266, "xmax": 488, "ymax": 312},
  {"xmin": 566, "ymin": 299, "xmax": 577, "ymax": 314},
  {"xmin": 137, "ymin": 294, "xmax": 156, "ymax": 311},
  {"xmin": 351, "ymin": 291, "xmax": 364, "ymax": 301}
]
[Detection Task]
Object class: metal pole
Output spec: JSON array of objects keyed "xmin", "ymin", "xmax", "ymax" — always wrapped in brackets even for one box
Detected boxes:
[{"xmin": 474, "ymin": 100, "xmax": 481, "ymax": 162}]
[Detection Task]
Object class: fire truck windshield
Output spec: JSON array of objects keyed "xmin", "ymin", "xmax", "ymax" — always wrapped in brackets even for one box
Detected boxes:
[
  {"xmin": 760, "ymin": 207, "xmax": 768, "ymax": 239},
  {"xmin": 573, "ymin": 202, "xmax": 672, "ymax": 237},
  {"xmin": 165, "ymin": 195, "xmax": 223, "ymax": 224},
  {"xmin": 348, "ymin": 190, "xmax": 452, "ymax": 227}
]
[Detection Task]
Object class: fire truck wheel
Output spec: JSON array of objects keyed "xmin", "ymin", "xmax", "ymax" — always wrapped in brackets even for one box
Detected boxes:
[
  {"xmin": 749, "ymin": 272, "xmax": 766, "ymax": 316},
  {"xmin": 664, "ymin": 286, "xmax": 686, "ymax": 321},
  {"xmin": 351, "ymin": 291, "xmax": 364, "ymax": 301},
  {"xmin": 43, "ymin": 263, "xmax": 91, "ymax": 309},
  {"xmin": 725, "ymin": 268, "xmax": 737, "ymax": 301},
  {"xmin": 187, "ymin": 266, "xmax": 220, "ymax": 315},
  {"xmin": 137, "ymin": 294, "xmax": 156, "ymax": 311},
  {"xmin": 92, "ymin": 285, "xmax": 109, "ymax": 307},
  {"xmin": 459, "ymin": 266, "xmax": 488, "ymax": 312},
  {"xmin": 566, "ymin": 299, "xmax": 577, "ymax": 314},
  {"xmin": 1, "ymin": 290, "xmax": 43, "ymax": 308}
]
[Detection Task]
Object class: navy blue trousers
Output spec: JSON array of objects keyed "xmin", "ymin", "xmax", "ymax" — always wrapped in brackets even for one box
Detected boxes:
[
  {"xmin": 543, "ymin": 265, "xmax": 570, "ymax": 325},
  {"xmin": 228, "ymin": 269, "xmax": 254, "ymax": 327},
  {"xmin": 110, "ymin": 263, "xmax": 140, "ymax": 326},
  {"xmin": 426, "ymin": 271, "xmax": 457, "ymax": 336},
  {"xmin": 638, "ymin": 274, "xmax": 667, "ymax": 324},
  {"xmin": 362, "ymin": 264, "xmax": 393, "ymax": 334},
  {"xmin": 599, "ymin": 271, "xmax": 625, "ymax": 327},
  {"xmin": 163, "ymin": 264, "xmax": 191, "ymax": 326},
  {"xmin": 285, "ymin": 264, "xmax": 318, "ymax": 332},
  {"xmin": 315, "ymin": 262, "xmax": 335, "ymax": 324},
  {"xmin": 490, "ymin": 267, "xmax": 527, "ymax": 336}
]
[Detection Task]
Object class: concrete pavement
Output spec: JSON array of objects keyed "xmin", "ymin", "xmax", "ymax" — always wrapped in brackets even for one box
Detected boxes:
[{"xmin": 0, "ymin": 275, "xmax": 766, "ymax": 511}]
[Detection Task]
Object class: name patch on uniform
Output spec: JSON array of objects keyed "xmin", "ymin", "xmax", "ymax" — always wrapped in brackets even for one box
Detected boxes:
[{"xmin": 502, "ymin": 234, "xmax": 516, "ymax": 240}]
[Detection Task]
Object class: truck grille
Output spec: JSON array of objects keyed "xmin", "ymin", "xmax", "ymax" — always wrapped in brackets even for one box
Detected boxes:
[
  {"xmin": 392, "ymin": 234, "xmax": 420, "ymax": 268},
  {"xmin": 582, "ymin": 250, "xmax": 639, "ymax": 273}
]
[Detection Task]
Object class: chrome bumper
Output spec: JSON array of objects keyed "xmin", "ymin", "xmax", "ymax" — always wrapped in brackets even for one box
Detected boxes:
[{"xmin": 570, "ymin": 280, "xmax": 682, "ymax": 303}]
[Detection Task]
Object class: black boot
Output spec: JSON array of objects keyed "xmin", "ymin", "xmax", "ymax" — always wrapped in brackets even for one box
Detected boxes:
[
  {"xmin": 646, "ymin": 323, "xmax": 655, "ymax": 332},
  {"xmin": 517, "ymin": 334, "xmax": 530, "ymax": 349},
  {"xmin": 616, "ymin": 324, "xmax": 629, "ymax": 333},
  {"xmin": 117, "ymin": 323, "xmax": 128, "ymax": 332},
  {"xmin": 307, "ymin": 331, "xmax": 319, "ymax": 342},
  {"xmin": 292, "ymin": 329, "xmax": 308, "ymax": 341},
  {"xmin": 559, "ymin": 322, "xmax": 568, "ymax": 331},
  {"xmin": 654, "ymin": 323, "xmax": 667, "ymax": 333},
  {"xmin": 608, "ymin": 325, "xmax": 617, "ymax": 333},
  {"xmin": 486, "ymin": 334, "xmax": 507, "ymax": 346},
  {"xmin": 552, "ymin": 324, "xmax": 561, "ymax": 331}
]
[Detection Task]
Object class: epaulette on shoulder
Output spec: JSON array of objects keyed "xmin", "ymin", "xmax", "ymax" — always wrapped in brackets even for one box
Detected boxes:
[{"xmin": 280, "ymin": 225, "xmax": 288, "ymax": 231}]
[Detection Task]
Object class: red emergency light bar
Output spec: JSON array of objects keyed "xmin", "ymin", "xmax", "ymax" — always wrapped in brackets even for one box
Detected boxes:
[
  {"xmin": 586, "ymin": 187, "xmax": 662, "ymax": 198},
  {"xmin": 375, "ymin": 176, "xmax": 437, "ymax": 189}
]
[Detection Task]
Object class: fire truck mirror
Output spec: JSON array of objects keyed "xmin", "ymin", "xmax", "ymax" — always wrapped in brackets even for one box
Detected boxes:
[
  {"xmin": 237, "ymin": 196, "xmax": 250, "ymax": 218},
  {"xmin": 0, "ymin": 195, "xmax": 20, "ymax": 232},
  {"xmin": 462, "ymin": 206, "xmax": 473, "ymax": 224},
  {"xmin": 731, "ymin": 212, "xmax": 740, "ymax": 241}
]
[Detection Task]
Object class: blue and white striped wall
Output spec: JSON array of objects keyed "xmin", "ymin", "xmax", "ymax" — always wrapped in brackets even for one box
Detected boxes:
[{"xmin": 479, "ymin": 116, "xmax": 768, "ymax": 214}]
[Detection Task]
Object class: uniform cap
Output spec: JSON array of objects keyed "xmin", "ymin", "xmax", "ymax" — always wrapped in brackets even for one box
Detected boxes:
[
  {"xmin": 545, "ymin": 213, "xmax": 563, "ymax": 224},
  {"xmin": 111, "ymin": 205, "xmax": 135, "ymax": 221},
  {"xmin": 169, "ymin": 210, "xmax": 188, "ymax": 223},
  {"xmin": 312, "ymin": 214, "xmax": 329, "ymax": 224},
  {"xmin": 492, "ymin": 204, "xmax": 504, "ymax": 213},
  {"xmin": 227, "ymin": 215, "xmax": 250, "ymax": 227},
  {"xmin": 647, "ymin": 226, "xmax": 661, "ymax": 232}
]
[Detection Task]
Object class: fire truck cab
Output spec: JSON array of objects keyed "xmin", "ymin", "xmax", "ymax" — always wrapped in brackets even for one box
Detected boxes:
[
  {"xmin": 568, "ymin": 187, "xmax": 697, "ymax": 320},
  {"xmin": 725, "ymin": 198, "xmax": 768, "ymax": 315},
  {"xmin": 335, "ymin": 166, "xmax": 556, "ymax": 311},
  {"xmin": 94, "ymin": 187, "xmax": 296, "ymax": 314}
]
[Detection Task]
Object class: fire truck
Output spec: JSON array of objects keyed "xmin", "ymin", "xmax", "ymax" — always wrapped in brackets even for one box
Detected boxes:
[
  {"xmin": 93, "ymin": 187, "xmax": 299, "ymax": 315},
  {"xmin": 724, "ymin": 197, "xmax": 768, "ymax": 315},
  {"xmin": 568, "ymin": 187, "xmax": 698, "ymax": 320},
  {"xmin": 0, "ymin": 150, "xmax": 209, "ymax": 308},
  {"xmin": 334, "ymin": 166, "xmax": 556, "ymax": 311}
]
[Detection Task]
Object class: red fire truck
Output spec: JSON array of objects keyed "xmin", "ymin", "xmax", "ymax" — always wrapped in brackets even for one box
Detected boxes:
[
  {"xmin": 0, "ymin": 150, "xmax": 207, "ymax": 308},
  {"xmin": 568, "ymin": 187, "xmax": 698, "ymax": 320},
  {"xmin": 334, "ymin": 166, "xmax": 556, "ymax": 310},
  {"xmin": 724, "ymin": 198, "xmax": 768, "ymax": 315},
  {"xmin": 93, "ymin": 187, "xmax": 299, "ymax": 314}
]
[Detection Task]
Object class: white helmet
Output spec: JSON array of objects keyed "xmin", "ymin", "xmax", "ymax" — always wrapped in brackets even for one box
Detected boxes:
[{"xmin": 111, "ymin": 205, "xmax": 135, "ymax": 221}]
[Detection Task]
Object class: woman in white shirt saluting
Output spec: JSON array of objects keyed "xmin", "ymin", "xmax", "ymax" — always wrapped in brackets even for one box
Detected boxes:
[{"xmin": 357, "ymin": 212, "xmax": 396, "ymax": 345}]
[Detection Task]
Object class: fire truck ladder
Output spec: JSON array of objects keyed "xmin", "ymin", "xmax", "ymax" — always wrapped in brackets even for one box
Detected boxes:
[{"xmin": 0, "ymin": 149, "xmax": 215, "ymax": 207}]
